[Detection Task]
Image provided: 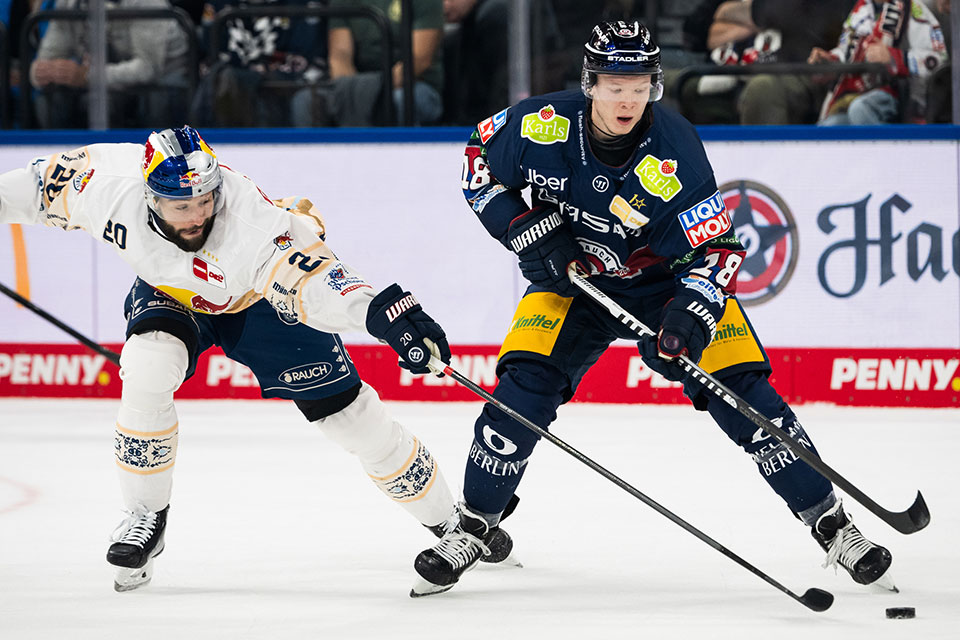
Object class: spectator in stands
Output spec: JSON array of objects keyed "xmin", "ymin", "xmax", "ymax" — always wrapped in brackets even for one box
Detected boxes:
[
  {"xmin": 811, "ymin": 0, "xmax": 948, "ymax": 125},
  {"xmin": 28, "ymin": 0, "xmax": 191, "ymax": 128},
  {"xmin": 314, "ymin": 0, "xmax": 444, "ymax": 126},
  {"xmin": 191, "ymin": 0, "xmax": 327, "ymax": 128},
  {"xmin": 441, "ymin": 0, "xmax": 508, "ymax": 126},
  {"xmin": 3, "ymin": 0, "xmax": 56, "ymax": 126},
  {"xmin": 678, "ymin": 0, "xmax": 855, "ymax": 125}
]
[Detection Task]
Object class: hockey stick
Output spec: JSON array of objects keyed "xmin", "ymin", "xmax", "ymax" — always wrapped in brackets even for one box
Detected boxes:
[
  {"xmin": 427, "ymin": 358, "xmax": 833, "ymax": 612},
  {"xmin": 567, "ymin": 266, "xmax": 930, "ymax": 535},
  {"xmin": 0, "ymin": 280, "xmax": 121, "ymax": 366}
]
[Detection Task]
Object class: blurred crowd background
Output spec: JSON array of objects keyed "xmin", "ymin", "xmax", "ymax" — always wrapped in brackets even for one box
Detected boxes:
[{"xmin": 0, "ymin": 0, "xmax": 953, "ymax": 129}]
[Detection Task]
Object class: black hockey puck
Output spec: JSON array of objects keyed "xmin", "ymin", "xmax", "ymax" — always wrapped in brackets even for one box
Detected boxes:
[{"xmin": 885, "ymin": 607, "xmax": 916, "ymax": 619}]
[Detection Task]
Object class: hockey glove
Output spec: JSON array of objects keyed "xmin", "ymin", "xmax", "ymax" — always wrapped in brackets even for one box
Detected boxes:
[
  {"xmin": 365, "ymin": 284, "xmax": 451, "ymax": 375},
  {"xmin": 638, "ymin": 277, "xmax": 726, "ymax": 382},
  {"xmin": 507, "ymin": 207, "xmax": 588, "ymax": 298}
]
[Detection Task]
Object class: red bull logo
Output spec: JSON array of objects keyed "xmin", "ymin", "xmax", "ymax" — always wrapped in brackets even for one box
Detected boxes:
[
  {"xmin": 179, "ymin": 171, "xmax": 202, "ymax": 188},
  {"xmin": 273, "ymin": 232, "xmax": 293, "ymax": 250},
  {"xmin": 190, "ymin": 294, "xmax": 231, "ymax": 314}
]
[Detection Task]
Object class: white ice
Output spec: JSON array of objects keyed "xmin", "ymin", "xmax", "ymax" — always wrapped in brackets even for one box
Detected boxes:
[{"xmin": 1, "ymin": 399, "xmax": 957, "ymax": 640}]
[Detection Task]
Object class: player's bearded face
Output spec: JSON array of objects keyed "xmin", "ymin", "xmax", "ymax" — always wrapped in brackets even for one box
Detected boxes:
[
  {"xmin": 154, "ymin": 193, "xmax": 217, "ymax": 252},
  {"xmin": 589, "ymin": 74, "xmax": 651, "ymax": 138}
]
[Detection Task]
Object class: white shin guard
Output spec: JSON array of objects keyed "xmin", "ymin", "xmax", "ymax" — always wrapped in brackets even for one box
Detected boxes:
[
  {"xmin": 312, "ymin": 382, "xmax": 454, "ymax": 528},
  {"xmin": 115, "ymin": 331, "xmax": 188, "ymax": 513}
]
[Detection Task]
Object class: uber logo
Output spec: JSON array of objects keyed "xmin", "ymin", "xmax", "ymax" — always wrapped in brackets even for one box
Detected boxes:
[{"xmin": 524, "ymin": 167, "xmax": 568, "ymax": 191}]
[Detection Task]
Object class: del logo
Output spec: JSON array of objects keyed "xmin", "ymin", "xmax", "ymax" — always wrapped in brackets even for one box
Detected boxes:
[
  {"xmin": 72, "ymin": 169, "xmax": 95, "ymax": 193},
  {"xmin": 521, "ymin": 104, "xmax": 570, "ymax": 145},
  {"xmin": 478, "ymin": 107, "xmax": 509, "ymax": 144},
  {"xmin": 192, "ymin": 256, "xmax": 226, "ymax": 288},
  {"xmin": 179, "ymin": 171, "xmax": 202, "ymax": 188},
  {"xmin": 718, "ymin": 180, "xmax": 798, "ymax": 307},
  {"xmin": 273, "ymin": 232, "xmax": 293, "ymax": 250},
  {"xmin": 279, "ymin": 362, "xmax": 333, "ymax": 386},
  {"xmin": 678, "ymin": 190, "xmax": 731, "ymax": 248},
  {"xmin": 635, "ymin": 155, "xmax": 682, "ymax": 201}
]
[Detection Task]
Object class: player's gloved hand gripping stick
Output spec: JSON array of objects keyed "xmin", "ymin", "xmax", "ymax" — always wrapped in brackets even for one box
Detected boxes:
[{"xmin": 566, "ymin": 264, "xmax": 930, "ymax": 536}]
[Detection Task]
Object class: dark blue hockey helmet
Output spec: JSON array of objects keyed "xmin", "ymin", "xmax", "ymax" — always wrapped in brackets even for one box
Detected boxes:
[
  {"xmin": 582, "ymin": 21, "xmax": 664, "ymax": 102},
  {"xmin": 142, "ymin": 126, "xmax": 223, "ymax": 213}
]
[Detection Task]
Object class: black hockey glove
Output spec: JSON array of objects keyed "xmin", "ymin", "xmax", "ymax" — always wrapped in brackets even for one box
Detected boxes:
[
  {"xmin": 638, "ymin": 278, "xmax": 726, "ymax": 382},
  {"xmin": 507, "ymin": 206, "xmax": 587, "ymax": 298},
  {"xmin": 366, "ymin": 284, "xmax": 451, "ymax": 375}
]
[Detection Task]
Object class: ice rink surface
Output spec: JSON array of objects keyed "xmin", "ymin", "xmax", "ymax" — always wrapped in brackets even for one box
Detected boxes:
[{"xmin": 1, "ymin": 398, "xmax": 957, "ymax": 640}]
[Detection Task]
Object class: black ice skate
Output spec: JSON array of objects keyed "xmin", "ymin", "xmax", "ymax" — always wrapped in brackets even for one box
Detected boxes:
[
  {"xmin": 412, "ymin": 502, "xmax": 513, "ymax": 597},
  {"xmin": 425, "ymin": 494, "xmax": 519, "ymax": 566},
  {"xmin": 812, "ymin": 500, "xmax": 896, "ymax": 591},
  {"xmin": 107, "ymin": 504, "xmax": 168, "ymax": 592}
]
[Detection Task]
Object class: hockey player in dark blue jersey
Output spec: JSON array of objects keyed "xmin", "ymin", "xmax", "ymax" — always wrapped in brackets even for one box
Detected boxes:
[{"xmin": 411, "ymin": 20, "xmax": 895, "ymax": 597}]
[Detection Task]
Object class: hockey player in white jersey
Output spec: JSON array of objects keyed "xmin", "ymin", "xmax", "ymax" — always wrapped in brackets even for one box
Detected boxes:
[{"xmin": 0, "ymin": 126, "xmax": 512, "ymax": 591}]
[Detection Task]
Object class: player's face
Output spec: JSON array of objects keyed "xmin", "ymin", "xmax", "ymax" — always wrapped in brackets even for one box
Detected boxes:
[
  {"xmin": 589, "ymin": 74, "xmax": 652, "ymax": 138},
  {"xmin": 154, "ymin": 193, "xmax": 217, "ymax": 252}
]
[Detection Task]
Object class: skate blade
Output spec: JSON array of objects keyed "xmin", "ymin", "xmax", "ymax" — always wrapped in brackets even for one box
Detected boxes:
[
  {"xmin": 484, "ymin": 551, "xmax": 523, "ymax": 569},
  {"xmin": 409, "ymin": 576, "xmax": 455, "ymax": 598},
  {"xmin": 113, "ymin": 559, "xmax": 155, "ymax": 592},
  {"xmin": 869, "ymin": 572, "xmax": 899, "ymax": 593}
]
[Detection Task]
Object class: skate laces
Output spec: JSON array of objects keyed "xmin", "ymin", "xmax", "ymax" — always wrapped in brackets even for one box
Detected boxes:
[
  {"xmin": 111, "ymin": 506, "xmax": 158, "ymax": 548},
  {"xmin": 433, "ymin": 529, "xmax": 491, "ymax": 570},
  {"xmin": 821, "ymin": 519, "xmax": 874, "ymax": 573}
]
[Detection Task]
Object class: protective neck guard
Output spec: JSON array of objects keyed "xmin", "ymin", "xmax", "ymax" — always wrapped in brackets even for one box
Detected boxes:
[{"xmin": 587, "ymin": 107, "xmax": 653, "ymax": 168}]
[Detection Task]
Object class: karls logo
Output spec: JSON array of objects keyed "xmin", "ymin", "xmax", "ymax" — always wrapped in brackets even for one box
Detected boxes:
[
  {"xmin": 718, "ymin": 180, "xmax": 798, "ymax": 307},
  {"xmin": 678, "ymin": 190, "xmax": 730, "ymax": 248},
  {"xmin": 635, "ymin": 155, "xmax": 682, "ymax": 201},
  {"xmin": 280, "ymin": 362, "xmax": 333, "ymax": 386},
  {"xmin": 192, "ymin": 256, "xmax": 226, "ymax": 288},
  {"xmin": 817, "ymin": 193, "xmax": 959, "ymax": 298},
  {"xmin": 509, "ymin": 211, "xmax": 563, "ymax": 252},
  {"xmin": 830, "ymin": 358, "xmax": 960, "ymax": 392},
  {"xmin": 478, "ymin": 107, "xmax": 509, "ymax": 144},
  {"xmin": 520, "ymin": 105, "xmax": 570, "ymax": 145},
  {"xmin": 524, "ymin": 167, "xmax": 568, "ymax": 192}
]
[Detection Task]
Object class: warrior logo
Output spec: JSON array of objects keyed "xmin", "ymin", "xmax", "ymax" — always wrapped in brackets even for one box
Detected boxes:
[{"xmin": 718, "ymin": 180, "xmax": 798, "ymax": 306}]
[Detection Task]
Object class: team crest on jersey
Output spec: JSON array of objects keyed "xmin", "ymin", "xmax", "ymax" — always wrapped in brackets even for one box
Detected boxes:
[
  {"xmin": 635, "ymin": 155, "xmax": 682, "ymax": 201},
  {"xmin": 717, "ymin": 180, "xmax": 798, "ymax": 306},
  {"xmin": 71, "ymin": 169, "xmax": 95, "ymax": 193},
  {"xmin": 273, "ymin": 231, "xmax": 293, "ymax": 250},
  {"xmin": 678, "ymin": 190, "xmax": 731, "ymax": 248},
  {"xmin": 192, "ymin": 256, "xmax": 226, "ymax": 288},
  {"xmin": 520, "ymin": 105, "xmax": 570, "ymax": 145},
  {"xmin": 478, "ymin": 107, "xmax": 509, "ymax": 144}
]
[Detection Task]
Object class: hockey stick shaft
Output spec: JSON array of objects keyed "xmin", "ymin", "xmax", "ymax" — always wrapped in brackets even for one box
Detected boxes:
[
  {"xmin": 428, "ymin": 357, "xmax": 833, "ymax": 612},
  {"xmin": 567, "ymin": 266, "xmax": 929, "ymax": 535},
  {"xmin": 0, "ymin": 280, "xmax": 121, "ymax": 366}
]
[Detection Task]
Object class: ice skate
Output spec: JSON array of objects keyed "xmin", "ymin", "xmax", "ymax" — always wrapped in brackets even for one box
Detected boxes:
[
  {"xmin": 812, "ymin": 500, "xmax": 897, "ymax": 591},
  {"xmin": 412, "ymin": 502, "xmax": 513, "ymax": 597},
  {"xmin": 107, "ymin": 505, "xmax": 168, "ymax": 592},
  {"xmin": 427, "ymin": 516, "xmax": 519, "ymax": 566}
]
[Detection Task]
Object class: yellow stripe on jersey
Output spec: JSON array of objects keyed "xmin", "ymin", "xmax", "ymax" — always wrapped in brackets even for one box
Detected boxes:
[
  {"xmin": 698, "ymin": 299, "xmax": 766, "ymax": 374},
  {"xmin": 498, "ymin": 292, "xmax": 573, "ymax": 359}
]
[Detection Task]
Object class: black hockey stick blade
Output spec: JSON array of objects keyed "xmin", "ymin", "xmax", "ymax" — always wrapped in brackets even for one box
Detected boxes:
[
  {"xmin": 799, "ymin": 588, "xmax": 834, "ymax": 612},
  {"xmin": 567, "ymin": 267, "xmax": 931, "ymax": 535}
]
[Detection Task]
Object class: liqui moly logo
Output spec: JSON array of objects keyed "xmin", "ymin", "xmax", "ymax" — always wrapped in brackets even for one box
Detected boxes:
[
  {"xmin": 192, "ymin": 257, "xmax": 226, "ymax": 288},
  {"xmin": 478, "ymin": 107, "xmax": 509, "ymax": 144},
  {"xmin": 678, "ymin": 190, "xmax": 731, "ymax": 248}
]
